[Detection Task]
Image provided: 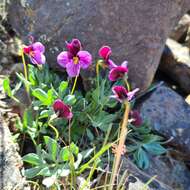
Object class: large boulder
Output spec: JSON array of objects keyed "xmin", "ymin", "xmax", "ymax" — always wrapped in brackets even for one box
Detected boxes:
[
  {"xmin": 159, "ymin": 38, "xmax": 190, "ymax": 94},
  {"xmin": 170, "ymin": 14, "xmax": 190, "ymax": 42},
  {"xmin": 7, "ymin": 0, "xmax": 190, "ymax": 91},
  {"xmin": 122, "ymin": 156, "xmax": 190, "ymax": 190},
  {"xmin": 139, "ymin": 84, "xmax": 190, "ymax": 158}
]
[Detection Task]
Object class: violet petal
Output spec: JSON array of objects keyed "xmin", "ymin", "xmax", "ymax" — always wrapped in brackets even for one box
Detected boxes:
[
  {"xmin": 57, "ymin": 51, "xmax": 70, "ymax": 68},
  {"xmin": 108, "ymin": 66, "xmax": 128, "ymax": 81},
  {"xmin": 99, "ymin": 46, "xmax": 112, "ymax": 60},
  {"xmin": 32, "ymin": 42, "xmax": 45, "ymax": 53},
  {"xmin": 78, "ymin": 50, "xmax": 92, "ymax": 69},
  {"xmin": 30, "ymin": 51, "xmax": 46, "ymax": 65},
  {"xmin": 66, "ymin": 61, "xmax": 80, "ymax": 77}
]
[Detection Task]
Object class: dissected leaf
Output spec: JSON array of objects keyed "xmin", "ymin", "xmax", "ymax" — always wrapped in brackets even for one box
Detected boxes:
[
  {"xmin": 134, "ymin": 148, "xmax": 149, "ymax": 169},
  {"xmin": 143, "ymin": 143, "xmax": 166, "ymax": 155}
]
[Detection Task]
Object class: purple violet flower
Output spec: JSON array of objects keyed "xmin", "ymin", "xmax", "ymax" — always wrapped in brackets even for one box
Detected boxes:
[
  {"xmin": 53, "ymin": 99, "xmax": 73, "ymax": 120},
  {"xmin": 111, "ymin": 86, "xmax": 139, "ymax": 103},
  {"xmin": 23, "ymin": 41, "xmax": 46, "ymax": 65},
  {"xmin": 108, "ymin": 61, "xmax": 128, "ymax": 81},
  {"xmin": 99, "ymin": 46, "xmax": 117, "ymax": 69},
  {"xmin": 129, "ymin": 110, "xmax": 143, "ymax": 127},
  {"xmin": 57, "ymin": 39, "xmax": 92, "ymax": 77}
]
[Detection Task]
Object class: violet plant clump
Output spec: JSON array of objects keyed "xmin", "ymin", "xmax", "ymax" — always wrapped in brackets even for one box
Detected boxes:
[{"xmin": 3, "ymin": 38, "xmax": 166, "ymax": 189}]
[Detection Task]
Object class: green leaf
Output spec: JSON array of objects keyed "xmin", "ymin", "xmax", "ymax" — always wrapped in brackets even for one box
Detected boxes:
[
  {"xmin": 23, "ymin": 109, "xmax": 33, "ymax": 131},
  {"xmin": 32, "ymin": 88, "xmax": 49, "ymax": 105},
  {"xmin": 86, "ymin": 129, "xmax": 94, "ymax": 141},
  {"xmin": 70, "ymin": 142, "xmax": 79, "ymax": 155},
  {"xmin": 59, "ymin": 147, "xmax": 70, "ymax": 162},
  {"xmin": 127, "ymin": 144, "xmax": 139, "ymax": 153},
  {"xmin": 15, "ymin": 117, "xmax": 23, "ymax": 131},
  {"xmin": 78, "ymin": 143, "xmax": 112, "ymax": 174},
  {"xmin": 44, "ymin": 136, "xmax": 59, "ymax": 161},
  {"xmin": 16, "ymin": 72, "xmax": 31, "ymax": 87},
  {"xmin": 59, "ymin": 81, "xmax": 68, "ymax": 94},
  {"xmin": 12, "ymin": 81, "xmax": 22, "ymax": 95},
  {"xmin": 143, "ymin": 143, "xmax": 167, "ymax": 155},
  {"xmin": 47, "ymin": 88, "xmax": 56, "ymax": 105},
  {"xmin": 24, "ymin": 166, "xmax": 42, "ymax": 178},
  {"xmin": 38, "ymin": 166, "xmax": 51, "ymax": 176},
  {"xmin": 80, "ymin": 148, "xmax": 94, "ymax": 159},
  {"xmin": 3, "ymin": 78, "xmax": 12, "ymax": 97},
  {"xmin": 28, "ymin": 65, "xmax": 37, "ymax": 86},
  {"xmin": 39, "ymin": 109, "xmax": 54, "ymax": 119},
  {"xmin": 64, "ymin": 95, "xmax": 76, "ymax": 105},
  {"xmin": 134, "ymin": 148, "xmax": 149, "ymax": 169},
  {"xmin": 23, "ymin": 153, "xmax": 41, "ymax": 165},
  {"xmin": 90, "ymin": 111, "xmax": 117, "ymax": 132},
  {"xmin": 74, "ymin": 153, "xmax": 83, "ymax": 169},
  {"xmin": 142, "ymin": 134, "xmax": 163, "ymax": 144}
]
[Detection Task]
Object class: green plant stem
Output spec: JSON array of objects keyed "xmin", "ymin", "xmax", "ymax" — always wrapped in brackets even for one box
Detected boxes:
[
  {"xmin": 96, "ymin": 61, "xmax": 100, "ymax": 79},
  {"xmin": 109, "ymin": 101, "xmax": 130, "ymax": 189},
  {"xmin": 21, "ymin": 50, "xmax": 28, "ymax": 81},
  {"xmin": 68, "ymin": 119, "xmax": 71, "ymax": 145},
  {"xmin": 12, "ymin": 96, "xmax": 20, "ymax": 103},
  {"xmin": 48, "ymin": 121, "xmax": 59, "ymax": 140},
  {"xmin": 96, "ymin": 61, "xmax": 101, "ymax": 95},
  {"xmin": 21, "ymin": 49, "xmax": 31, "ymax": 104},
  {"xmin": 124, "ymin": 79, "xmax": 130, "ymax": 91},
  {"xmin": 67, "ymin": 119, "xmax": 76, "ymax": 189},
  {"xmin": 71, "ymin": 76, "xmax": 78, "ymax": 95},
  {"xmin": 21, "ymin": 50, "xmax": 29, "ymax": 92}
]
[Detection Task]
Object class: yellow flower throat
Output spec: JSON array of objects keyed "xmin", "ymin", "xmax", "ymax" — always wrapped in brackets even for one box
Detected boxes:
[{"xmin": 73, "ymin": 56, "xmax": 79, "ymax": 64}]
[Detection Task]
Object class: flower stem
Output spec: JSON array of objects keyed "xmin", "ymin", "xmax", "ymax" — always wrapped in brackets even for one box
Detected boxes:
[
  {"xmin": 71, "ymin": 76, "xmax": 78, "ymax": 95},
  {"xmin": 21, "ymin": 49, "xmax": 28, "ymax": 81},
  {"xmin": 124, "ymin": 79, "xmax": 131, "ymax": 92},
  {"xmin": 96, "ymin": 60, "xmax": 102, "ymax": 99},
  {"xmin": 48, "ymin": 121, "xmax": 59, "ymax": 140},
  {"xmin": 21, "ymin": 48, "xmax": 31, "ymax": 104},
  {"xmin": 109, "ymin": 101, "xmax": 130, "ymax": 189},
  {"xmin": 68, "ymin": 119, "xmax": 71, "ymax": 145}
]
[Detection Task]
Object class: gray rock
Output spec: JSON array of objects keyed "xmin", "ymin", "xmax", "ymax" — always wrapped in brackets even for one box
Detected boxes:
[
  {"xmin": 146, "ymin": 156, "xmax": 190, "ymax": 190},
  {"xmin": 140, "ymin": 84, "xmax": 190, "ymax": 157},
  {"xmin": 159, "ymin": 38, "xmax": 190, "ymax": 93},
  {"xmin": 7, "ymin": 0, "xmax": 190, "ymax": 92},
  {"xmin": 170, "ymin": 14, "xmax": 190, "ymax": 42},
  {"xmin": 122, "ymin": 155, "xmax": 190, "ymax": 190},
  {"xmin": 0, "ymin": 114, "xmax": 26, "ymax": 190},
  {"xmin": 122, "ymin": 158, "xmax": 173, "ymax": 190}
]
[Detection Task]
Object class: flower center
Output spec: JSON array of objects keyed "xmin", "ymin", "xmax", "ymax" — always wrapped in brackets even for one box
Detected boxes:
[{"xmin": 73, "ymin": 56, "xmax": 79, "ymax": 64}]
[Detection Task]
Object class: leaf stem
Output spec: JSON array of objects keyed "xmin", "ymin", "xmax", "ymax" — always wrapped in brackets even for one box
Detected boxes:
[
  {"xmin": 71, "ymin": 76, "xmax": 78, "ymax": 95},
  {"xmin": 109, "ymin": 101, "xmax": 130, "ymax": 189}
]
